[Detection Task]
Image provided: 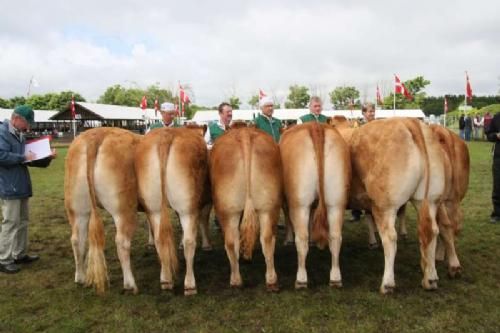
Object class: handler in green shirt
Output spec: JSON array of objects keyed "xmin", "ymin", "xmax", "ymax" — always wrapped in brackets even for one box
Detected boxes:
[
  {"xmin": 254, "ymin": 96, "xmax": 282, "ymax": 143},
  {"xmin": 297, "ymin": 96, "xmax": 328, "ymax": 124},
  {"xmin": 204, "ymin": 102, "xmax": 233, "ymax": 149},
  {"xmin": 147, "ymin": 102, "xmax": 179, "ymax": 133}
]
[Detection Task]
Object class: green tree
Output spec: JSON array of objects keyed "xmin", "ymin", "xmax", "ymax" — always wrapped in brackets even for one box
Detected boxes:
[
  {"xmin": 329, "ymin": 86, "xmax": 360, "ymax": 109},
  {"xmin": 0, "ymin": 97, "xmax": 11, "ymax": 108},
  {"xmin": 228, "ymin": 96, "xmax": 241, "ymax": 110},
  {"xmin": 98, "ymin": 84, "xmax": 175, "ymax": 108},
  {"xmin": 9, "ymin": 96, "xmax": 26, "ymax": 108},
  {"xmin": 285, "ymin": 85, "xmax": 310, "ymax": 108},
  {"xmin": 248, "ymin": 95, "xmax": 259, "ymax": 109},
  {"xmin": 48, "ymin": 91, "xmax": 86, "ymax": 111}
]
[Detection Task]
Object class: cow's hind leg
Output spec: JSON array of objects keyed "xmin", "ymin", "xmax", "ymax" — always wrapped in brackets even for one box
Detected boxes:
[
  {"xmin": 437, "ymin": 204, "xmax": 462, "ymax": 278},
  {"xmin": 113, "ymin": 211, "xmax": 138, "ymax": 293},
  {"xmin": 328, "ymin": 206, "xmax": 344, "ymax": 288},
  {"xmin": 416, "ymin": 201, "xmax": 440, "ymax": 290},
  {"xmin": 69, "ymin": 208, "xmax": 89, "ymax": 285},
  {"xmin": 222, "ymin": 213, "xmax": 243, "ymax": 288},
  {"xmin": 366, "ymin": 214, "xmax": 379, "ymax": 249},
  {"xmin": 149, "ymin": 212, "xmax": 174, "ymax": 291},
  {"xmin": 372, "ymin": 207, "xmax": 398, "ymax": 294},
  {"xmin": 199, "ymin": 204, "xmax": 212, "ymax": 251},
  {"xmin": 179, "ymin": 212, "xmax": 198, "ymax": 295},
  {"xmin": 259, "ymin": 210, "xmax": 279, "ymax": 292},
  {"xmin": 290, "ymin": 206, "xmax": 310, "ymax": 289}
]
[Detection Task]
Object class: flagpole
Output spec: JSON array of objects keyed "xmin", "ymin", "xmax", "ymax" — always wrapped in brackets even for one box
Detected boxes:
[
  {"xmin": 444, "ymin": 96, "xmax": 447, "ymax": 128},
  {"xmin": 26, "ymin": 76, "xmax": 34, "ymax": 98},
  {"xmin": 464, "ymin": 71, "xmax": 467, "ymax": 109},
  {"xmin": 178, "ymin": 81, "xmax": 182, "ymax": 121}
]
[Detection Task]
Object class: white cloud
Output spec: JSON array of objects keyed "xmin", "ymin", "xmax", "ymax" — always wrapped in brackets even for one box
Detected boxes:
[{"xmin": 0, "ymin": 0, "xmax": 499, "ymax": 107}]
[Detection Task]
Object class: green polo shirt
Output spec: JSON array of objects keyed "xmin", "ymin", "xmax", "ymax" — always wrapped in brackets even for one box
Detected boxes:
[
  {"xmin": 300, "ymin": 113, "xmax": 328, "ymax": 123},
  {"xmin": 149, "ymin": 120, "xmax": 180, "ymax": 130},
  {"xmin": 255, "ymin": 114, "xmax": 282, "ymax": 143},
  {"xmin": 208, "ymin": 122, "xmax": 225, "ymax": 142}
]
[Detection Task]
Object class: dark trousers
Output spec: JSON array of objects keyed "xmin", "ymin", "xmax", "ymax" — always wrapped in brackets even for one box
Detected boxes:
[{"xmin": 492, "ymin": 158, "xmax": 500, "ymax": 217}]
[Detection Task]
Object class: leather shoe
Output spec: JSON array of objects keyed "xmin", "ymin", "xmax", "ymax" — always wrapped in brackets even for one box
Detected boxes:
[
  {"xmin": 14, "ymin": 254, "xmax": 40, "ymax": 264},
  {"xmin": 0, "ymin": 263, "xmax": 21, "ymax": 274}
]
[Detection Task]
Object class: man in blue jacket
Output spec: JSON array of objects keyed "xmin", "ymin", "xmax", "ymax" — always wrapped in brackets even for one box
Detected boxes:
[
  {"xmin": 0, "ymin": 105, "xmax": 55, "ymax": 273},
  {"xmin": 486, "ymin": 112, "xmax": 500, "ymax": 223}
]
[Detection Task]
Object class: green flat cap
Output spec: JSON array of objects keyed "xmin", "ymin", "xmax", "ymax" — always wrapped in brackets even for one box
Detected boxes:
[{"xmin": 13, "ymin": 105, "xmax": 35, "ymax": 125}]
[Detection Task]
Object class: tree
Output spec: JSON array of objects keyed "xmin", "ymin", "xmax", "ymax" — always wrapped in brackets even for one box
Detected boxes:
[
  {"xmin": 248, "ymin": 95, "xmax": 259, "ymax": 109},
  {"xmin": 285, "ymin": 85, "xmax": 310, "ymax": 109},
  {"xmin": 98, "ymin": 84, "xmax": 174, "ymax": 107},
  {"xmin": 0, "ymin": 97, "xmax": 11, "ymax": 108},
  {"xmin": 8, "ymin": 96, "xmax": 26, "ymax": 108},
  {"xmin": 329, "ymin": 86, "xmax": 360, "ymax": 109},
  {"xmin": 228, "ymin": 96, "xmax": 241, "ymax": 110}
]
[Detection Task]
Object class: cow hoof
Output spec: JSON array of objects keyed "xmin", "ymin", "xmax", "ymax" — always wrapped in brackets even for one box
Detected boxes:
[
  {"xmin": 122, "ymin": 287, "xmax": 138, "ymax": 295},
  {"xmin": 184, "ymin": 287, "xmax": 197, "ymax": 296},
  {"xmin": 448, "ymin": 266, "xmax": 462, "ymax": 279},
  {"xmin": 422, "ymin": 279, "xmax": 438, "ymax": 290},
  {"xmin": 160, "ymin": 281, "xmax": 174, "ymax": 290},
  {"xmin": 380, "ymin": 285, "xmax": 395, "ymax": 294},
  {"xmin": 368, "ymin": 243, "xmax": 379, "ymax": 250},
  {"xmin": 147, "ymin": 244, "xmax": 155, "ymax": 251},
  {"xmin": 201, "ymin": 245, "xmax": 213, "ymax": 252},
  {"xmin": 295, "ymin": 281, "xmax": 308, "ymax": 289},
  {"xmin": 266, "ymin": 282, "xmax": 280, "ymax": 293},
  {"xmin": 230, "ymin": 283, "xmax": 243, "ymax": 289},
  {"xmin": 329, "ymin": 280, "xmax": 343, "ymax": 288}
]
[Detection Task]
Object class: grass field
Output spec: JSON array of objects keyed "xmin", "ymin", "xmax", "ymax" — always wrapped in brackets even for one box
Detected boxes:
[{"xmin": 1, "ymin": 141, "xmax": 499, "ymax": 333}]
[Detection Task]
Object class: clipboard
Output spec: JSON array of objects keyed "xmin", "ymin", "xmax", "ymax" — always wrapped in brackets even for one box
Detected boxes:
[{"xmin": 25, "ymin": 135, "xmax": 53, "ymax": 161}]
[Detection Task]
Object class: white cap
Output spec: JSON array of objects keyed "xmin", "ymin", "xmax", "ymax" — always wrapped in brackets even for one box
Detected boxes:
[
  {"xmin": 259, "ymin": 96, "xmax": 274, "ymax": 107},
  {"xmin": 160, "ymin": 102, "xmax": 176, "ymax": 112}
]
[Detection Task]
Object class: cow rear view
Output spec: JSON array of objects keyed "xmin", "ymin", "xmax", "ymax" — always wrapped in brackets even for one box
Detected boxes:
[
  {"xmin": 65, "ymin": 128, "xmax": 141, "ymax": 294},
  {"xmin": 210, "ymin": 127, "xmax": 282, "ymax": 291}
]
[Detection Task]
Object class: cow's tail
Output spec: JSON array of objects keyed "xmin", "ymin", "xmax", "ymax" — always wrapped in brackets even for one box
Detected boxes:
[
  {"xmin": 240, "ymin": 131, "xmax": 258, "ymax": 260},
  {"xmin": 85, "ymin": 131, "xmax": 109, "ymax": 294},
  {"xmin": 157, "ymin": 131, "xmax": 178, "ymax": 276},
  {"xmin": 308, "ymin": 123, "xmax": 329, "ymax": 249},
  {"xmin": 404, "ymin": 120, "xmax": 433, "ymax": 247}
]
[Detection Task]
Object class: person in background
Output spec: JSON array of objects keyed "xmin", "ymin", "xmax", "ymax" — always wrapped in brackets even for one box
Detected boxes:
[
  {"xmin": 147, "ymin": 102, "xmax": 179, "ymax": 133},
  {"xmin": 464, "ymin": 114, "xmax": 473, "ymax": 142},
  {"xmin": 473, "ymin": 114, "xmax": 483, "ymax": 140},
  {"xmin": 297, "ymin": 96, "xmax": 328, "ymax": 124},
  {"xmin": 458, "ymin": 114, "xmax": 465, "ymax": 140},
  {"xmin": 486, "ymin": 112, "xmax": 500, "ymax": 223},
  {"xmin": 0, "ymin": 105, "xmax": 56, "ymax": 274},
  {"xmin": 204, "ymin": 102, "xmax": 232, "ymax": 149},
  {"xmin": 254, "ymin": 96, "xmax": 282, "ymax": 143},
  {"xmin": 483, "ymin": 112, "xmax": 493, "ymax": 140}
]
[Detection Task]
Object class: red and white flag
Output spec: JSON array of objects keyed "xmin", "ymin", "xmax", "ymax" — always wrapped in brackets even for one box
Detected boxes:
[
  {"xmin": 395, "ymin": 75, "xmax": 413, "ymax": 101},
  {"xmin": 466, "ymin": 72, "xmax": 473, "ymax": 103},
  {"xmin": 376, "ymin": 85, "xmax": 383, "ymax": 105},
  {"xmin": 140, "ymin": 95, "xmax": 147, "ymax": 111},
  {"xmin": 70, "ymin": 95, "xmax": 76, "ymax": 120},
  {"xmin": 179, "ymin": 84, "xmax": 191, "ymax": 116},
  {"xmin": 444, "ymin": 96, "xmax": 448, "ymax": 114},
  {"xmin": 154, "ymin": 98, "xmax": 159, "ymax": 116},
  {"xmin": 259, "ymin": 89, "xmax": 267, "ymax": 100}
]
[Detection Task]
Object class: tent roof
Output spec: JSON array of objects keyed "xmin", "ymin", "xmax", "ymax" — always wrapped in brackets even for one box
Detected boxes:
[{"xmin": 50, "ymin": 102, "xmax": 163, "ymax": 121}]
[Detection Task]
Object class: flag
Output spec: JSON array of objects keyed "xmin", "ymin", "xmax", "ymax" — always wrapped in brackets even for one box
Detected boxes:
[
  {"xmin": 395, "ymin": 74, "xmax": 413, "ymax": 100},
  {"xmin": 259, "ymin": 89, "xmax": 267, "ymax": 100},
  {"xmin": 154, "ymin": 98, "xmax": 159, "ymax": 116},
  {"xmin": 70, "ymin": 95, "xmax": 76, "ymax": 120},
  {"xmin": 466, "ymin": 72, "xmax": 473, "ymax": 103},
  {"xmin": 444, "ymin": 96, "xmax": 448, "ymax": 114},
  {"xmin": 140, "ymin": 95, "xmax": 147, "ymax": 110},
  {"xmin": 179, "ymin": 84, "xmax": 191, "ymax": 117},
  {"xmin": 376, "ymin": 85, "xmax": 383, "ymax": 105},
  {"xmin": 175, "ymin": 103, "xmax": 180, "ymax": 116}
]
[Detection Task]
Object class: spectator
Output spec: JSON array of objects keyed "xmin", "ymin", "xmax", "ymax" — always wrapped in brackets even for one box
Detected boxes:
[
  {"xmin": 473, "ymin": 114, "xmax": 483, "ymax": 140},
  {"xmin": 464, "ymin": 114, "xmax": 472, "ymax": 142},
  {"xmin": 486, "ymin": 112, "xmax": 500, "ymax": 223},
  {"xmin": 458, "ymin": 114, "xmax": 465, "ymax": 139},
  {"xmin": 484, "ymin": 112, "xmax": 493, "ymax": 140}
]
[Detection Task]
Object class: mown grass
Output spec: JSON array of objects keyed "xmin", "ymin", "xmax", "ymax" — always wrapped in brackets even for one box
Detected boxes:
[{"xmin": 1, "ymin": 142, "xmax": 499, "ymax": 333}]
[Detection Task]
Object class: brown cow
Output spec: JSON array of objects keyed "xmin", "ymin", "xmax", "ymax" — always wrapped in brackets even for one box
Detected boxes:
[
  {"xmin": 429, "ymin": 124, "xmax": 469, "ymax": 277},
  {"xmin": 331, "ymin": 117, "xmax": 449, "ymax": 293},
  {"xmin": 135, "ymin": 127, "xmax": 210, "ymax": 295},
  {"xmin": 280, "ymin": 122, "xmax": 351, "ymax": 288},
  {"xmin": 65, "ymin": 127, "xmax": 141, "ymax": 294},
  {"xmin": 210, "ymin": 127, "xmax": 282, "ymax": 291}
]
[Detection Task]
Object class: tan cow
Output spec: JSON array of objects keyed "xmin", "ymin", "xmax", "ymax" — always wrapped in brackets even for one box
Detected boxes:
[
  {"xmin": 429, "ymin": 124, "xmax": 469, "ymax": 277},
  {"xmin": 332, "ymin": 117, "xmax": 449, "ymax": 293},
  {"xmin": 65, "ymin": 127, "xmax": 141, "ymax": 294},
  {"xmin": 280, "ymin": 122, "xmax": 351, "ymax": 288},
  {"xmin": 210, "ymin": 127, "xmax": 282, "ymax": 291},
  {"xmin": 135, "ymin": 127, "xmax": 211, "ymax": 295}
]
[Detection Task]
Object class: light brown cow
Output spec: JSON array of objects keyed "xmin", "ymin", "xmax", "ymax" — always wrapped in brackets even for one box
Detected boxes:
[
  {"xmin": 65, "ymin": 127, "xmax": 141, "ymax": 294},
  {"xmin": 210, "ymin": 127, "xmax": 282, "ymax": 291},
  {"xmin": 135, "ymin": 127, "xmax": 211, "ymax": 295},
  {"xmin": 332, "ymin": 117, "xmax": 449, "ymax": 293},
  {"xmin": 429, "ymin": 124, "xmax": 469, "ymax": 277},
  {"xmin": 280, "ymin": 122, "xmax": 351, "ymax": 288}
]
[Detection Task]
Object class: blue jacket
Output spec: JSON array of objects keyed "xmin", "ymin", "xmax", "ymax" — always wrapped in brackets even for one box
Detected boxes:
[{"xmin": 0, "ymin": 120, "xmax": 32, "ymax": 199}]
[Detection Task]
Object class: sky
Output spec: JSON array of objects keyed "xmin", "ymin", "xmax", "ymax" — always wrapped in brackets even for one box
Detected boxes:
[{"xmin": 1, "ymin": 0, "xmax": 499, "ymax": 108}]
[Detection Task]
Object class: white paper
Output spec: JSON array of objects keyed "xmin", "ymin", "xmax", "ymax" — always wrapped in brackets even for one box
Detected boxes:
[{"xmin": 25, "ymin": 137, "xmax": 52, "ymax": 161}]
